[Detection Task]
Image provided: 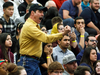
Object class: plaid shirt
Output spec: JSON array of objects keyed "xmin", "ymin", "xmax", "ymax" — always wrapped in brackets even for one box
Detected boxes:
[{"xmin": 0, "ymin": 16, "xmax": 16, "ymax": 36}]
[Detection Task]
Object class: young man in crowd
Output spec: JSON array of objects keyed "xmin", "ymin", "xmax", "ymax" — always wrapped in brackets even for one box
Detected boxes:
[{"xmin": 0, "ymin": 2, "xmax": 16, "ymax": 36}]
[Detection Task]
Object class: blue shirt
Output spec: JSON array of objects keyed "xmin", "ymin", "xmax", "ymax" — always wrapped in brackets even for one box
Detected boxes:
[
  {"xmin": 74, "ymin": 28, "xmax": 89, "ymax": 50},
  {"xmin": 59, "ymin": 0, "xmax": 78, "ymax": 19},
  {"xmin": 81, "ymin": 1, "xmax": 90, "ymax": 10},
  {"xmin": 53, "ymin": 45, "xmax": 74, "ymax": 65}
]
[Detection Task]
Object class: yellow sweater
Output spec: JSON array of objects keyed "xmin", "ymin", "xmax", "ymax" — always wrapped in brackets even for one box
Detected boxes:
[{"xmin": 19, "ymin": 18, "xmax": 63, "ymax": 58}]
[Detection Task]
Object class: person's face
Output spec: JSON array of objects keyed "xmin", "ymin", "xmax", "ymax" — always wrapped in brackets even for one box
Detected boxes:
[
  {"xmin": 5, "ymin": 35, "xmax": 12, "ymax": 48},
  {"xmin": 41, "ymin": 27, "xmax": 47, "ymax": 34},
  {"xmin": 74, "ymin": 19, "xmax": 85, "ymax": 32},
  {"xmin": 58, "ymin": 36, "xmax": 70, "ymax": 49},
  {"xmin": 20, "ymin": 69, "xmax": 27, "ymax": 75},
  {"xmin": 90, "ymin": 49, "xmax": 97, "ymax": 62},
  {"xmin": 0, "ymin": 63, "xmax": 7, "ymax": 75},
  {"xmin": 86, "ymin": 36, "xmax": 97, "ymax": 48},
  {"xmin": 96, "ymin": 62, "xmax": 100, "ymax": 74},
  {"xmin": 74, "ymin": 0, "xmax": 81, "ymax": 5},
  {"xmin": 32, "ymin": 10, "xmax": 44, "ymax": 24},
  {"xmin": 48, "ymin": 70, "xmax": 63, "ymax": 75},
  {"xmin": 3, "ymin": 6, "xmax": 14, "ymax": 17},
  {"xmin": 44, "ymin": 43, "xmax": 53, "ymax": 54},
  {"xmin": 91, "ymin": 0, "xmax": 99, "ymax": 11},
  {"xmin": 85, "ymin": 71, "xmax": 91, "ymax": 75},
  {"xmin": 64, "ymin": 61, "xmax": 78, "ymax": 74},
  {"xmin": 58, "ymin": 25, "xmax": 64, "ymax": 33},
  {"xmin": 0, "ymin": 24, "xmax": 3, "ymax": 34}
]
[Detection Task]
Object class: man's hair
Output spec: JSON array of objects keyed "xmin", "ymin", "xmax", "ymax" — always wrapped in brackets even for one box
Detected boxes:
[
  {"xmin": 74, "ymin": 66, "xmax": 90, "ymax": 75},
  {"xmin": 90, "ymin": 0, "xmax": 99, "ymax": 3},
  {"xmin": 51, "ymin": 16, "xmax": 63, "ymax": 26},
  {"xmin": 85, "ymin": 34, "xmax": 95, "ymax": 42},
  {"xmin": 3, "ymin": 2, "xmax": 13, "ymax": 9},
  {"xmin": 48, "ymin": 61, "xmax": 64, "ymax": 73},
  {"xmin": 0, "ymin": 19, "xmax": 4, "ymax": 26},
  {"xmin": 74, "ymin": 16, "xmax": 85, "ymax": 24}
]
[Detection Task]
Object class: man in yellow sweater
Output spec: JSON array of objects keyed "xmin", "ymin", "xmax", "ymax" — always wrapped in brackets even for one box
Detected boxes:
[{"xmin": 17, "ymin": 4, "xmax": 71, "ymax": 75}]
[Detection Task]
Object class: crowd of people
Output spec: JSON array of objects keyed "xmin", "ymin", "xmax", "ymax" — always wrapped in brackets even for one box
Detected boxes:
[{"xmin": 0, "ymin": 0, "xmax": 100, "ymax": 75}]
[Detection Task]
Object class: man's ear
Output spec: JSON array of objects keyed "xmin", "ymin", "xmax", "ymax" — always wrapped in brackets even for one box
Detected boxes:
[
  {"xmin": 3, "ymin": 8, "xmax": 5, "ymax": 12},
  {"xmin": 58, "ymin": 40, "xmax": 60, "ymax": 45},
  {"xmin": 85, "ymin": 41, "xmax": 88, "ymax": 46},
  {"xmin": 31, "ymin": 11, "xmax": 34, "ymax": 16},
  {"xmin": 74, "ymin": 24, "xmax": 76, "ymax": 28}
]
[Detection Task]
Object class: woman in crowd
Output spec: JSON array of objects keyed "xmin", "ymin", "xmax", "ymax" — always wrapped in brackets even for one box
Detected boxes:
[
  {"xmin": 80, "ymin": 47, "xmax": 97, "ymax": 74},
  {"xmin": 95, "ymin": 60, "xmax": 100, "ymax": 75},
  {"xmin": 0, "ymin": 33, "xmax": 14, "ymax": 63},
  {"xmin": 39, "ymin": 43, "xmax": 53, "ymax": 75},
  {"xmin": 10, "ymin": 23, "xmax": 24, "ymax": 63}
]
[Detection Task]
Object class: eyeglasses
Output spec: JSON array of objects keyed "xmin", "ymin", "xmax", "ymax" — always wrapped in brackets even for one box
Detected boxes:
[
  {"xmin": 90, "ymin": 40, "xmax": 98, "ymax": 43},
  {"xmin": 0, "ymin": 28, "xmax": 3, "ymax": 31},
  {"xmin": 58, "ymin": 28, "xmax": 64, "ymax": 30}
]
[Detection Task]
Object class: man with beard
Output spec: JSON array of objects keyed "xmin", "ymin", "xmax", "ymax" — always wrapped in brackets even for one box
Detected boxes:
[
  {"xmin": 59, "ymin": 0, "xmax": 82, "ymax": 27},
  {"xmin": 53, "ymin": 34, "xmax": 78, "ymax": 65},
  {"xmin": 63, "ymin": 54, "xmax": 78, "ymax": 75},
  {"xmin": 76, "ymin": 35, "xmax": 100, "ymax": 65},
  {"xmin": 80, "ymin": 0, "xmax": 100, "ymax": 35},
  {"xmin": 17, "ymin": 4, "xmax": 71, "ymax": 75}
]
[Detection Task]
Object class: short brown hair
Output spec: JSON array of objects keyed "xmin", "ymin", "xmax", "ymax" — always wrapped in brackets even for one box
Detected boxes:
[
  {"xmin": 51, "ymin": 16, "xmax": 63, "ymax": 26},
  {"xmin": 48, "ymin": 61, "xmax": 64, "ymax": 73}
]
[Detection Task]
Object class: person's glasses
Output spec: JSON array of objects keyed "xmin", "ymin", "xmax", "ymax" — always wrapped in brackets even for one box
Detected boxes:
[
  {"xmin": 58, "ymin": 28, "xmax": 64, "ymax": 30},
  {"xmin": 90, "ymin": 40, "xmax": 98, "ymax": 43},
  {"xmin": 0, "ymin": 28, "xmax": 3, "ymax": 31}
]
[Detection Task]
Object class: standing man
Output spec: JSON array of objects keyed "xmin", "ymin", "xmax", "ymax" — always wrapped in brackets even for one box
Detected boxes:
[
  {"xmin": 17, "ymin": 4, "xmax": 71, "ymax": 75},
  {"xmin": 59, "ymin": 0, "xmax": 82, "ymax": 27}
]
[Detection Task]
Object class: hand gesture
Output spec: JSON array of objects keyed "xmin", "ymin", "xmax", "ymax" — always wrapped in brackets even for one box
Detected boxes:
[
  {"xmin": 79, "ymin": 27, "xmax": 85, "ymax": 35},
  {"xmin": 63, "ymin": 25, "xmax": 71, "ymax": 35},
  {"xmin": 70, "ymin": 32, "xmax": 76, "ymax": 41}
]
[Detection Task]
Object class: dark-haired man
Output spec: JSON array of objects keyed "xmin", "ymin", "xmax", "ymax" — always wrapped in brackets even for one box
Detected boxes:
[
  {"xmin": 0, "ymin": 2, "xmax": 16, "ymax": 36},
  {"xmin": 76, "ymin": 35, "xmax": 100, "ymax": 65}
]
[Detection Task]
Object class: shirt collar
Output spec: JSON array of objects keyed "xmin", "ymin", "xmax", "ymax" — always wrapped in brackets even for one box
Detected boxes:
[
  {"xmin": 27, "ymin": 18, "xmax": 40, "ymax": 29},
  {"xmin": 75, "ymin": 28, "xmax": 80, "ymax": 36},
  {"xmin": 57, "ymin": 45, "xmax": 68, "ymax": 53}
]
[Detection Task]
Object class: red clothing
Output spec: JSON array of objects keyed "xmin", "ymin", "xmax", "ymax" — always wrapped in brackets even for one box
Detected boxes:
[
  {"xmin": 0, "ymin": 47, "xmax": 14, "ymax": 63},
  {"xmin": 53, "ymin": 0, "xmax": 67, "ymax": 10}
]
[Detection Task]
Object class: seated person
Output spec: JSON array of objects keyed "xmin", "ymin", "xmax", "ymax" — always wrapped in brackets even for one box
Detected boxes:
[
  {"xmin": 74, "ymin": 17, "xmax": 89, "ymax": 50},
  {"xmin": 39, "ymin": 43, "xmax": 53, "ymax": 75},
  {"xmin": 59, "ymin": 0, "xmax": 82, "ymax": 27},
  {"xmin": 81, "ymin": 0, "xmax": 90, "ymax": 10},
  {"xmin": 0, "ymin": 59, "xmax": 8, "ymax": 75},
  {"xmin": 80, "ymin": 0, "xmax": 100, "ymax": 35},
  {"xmin": 74, "ymin": 66, "xmax": 91, "ymax": 75},
  {"xmin": 47, "ymin": 61, "xmax": 64, "ymax": 75}
]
